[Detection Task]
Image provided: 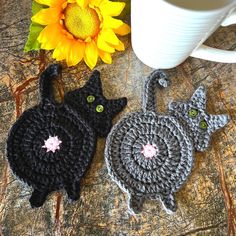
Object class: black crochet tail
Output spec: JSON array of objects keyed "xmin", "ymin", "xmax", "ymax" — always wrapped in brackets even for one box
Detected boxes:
[{"xmin": 39, "ymin": 64, "xmax": 62, "ymax": 103}]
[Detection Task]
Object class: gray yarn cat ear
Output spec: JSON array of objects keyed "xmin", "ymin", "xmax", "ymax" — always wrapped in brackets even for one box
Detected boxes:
[
  {"xmin": 190, "ymin": 86, "xmax": 207, "ymax": 109},
  {"xmin": 195, "ymin": 114, "xmax": 229, "ymax": 151},
  {"xmin": 209, "ymin": 114, "xmax": 230, "ymax": 131},
  {"xmin": 168, "ymin": 101, "xmax": 183, "ymax": 111}
]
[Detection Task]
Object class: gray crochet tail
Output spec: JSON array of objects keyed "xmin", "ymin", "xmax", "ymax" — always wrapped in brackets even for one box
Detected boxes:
[{"xmin": 142, "ymin": 70, "xmax": 170, "ymax": 113}]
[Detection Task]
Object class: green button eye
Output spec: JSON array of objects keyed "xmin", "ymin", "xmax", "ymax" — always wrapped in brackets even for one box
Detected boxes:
[
  {"xmin": 188, "ymin": 108, "xmax": 198, "ymax": 118},
  {"xmin": 96, "ymin": 104, "xmax": 104, "ymax": 113},
  {"xmin": 200, "ymin": 120, "xmax": 208, "ymax": 130},
  {"xmin": 87, "ymin": 95, "xmax": 95, "ymax": 103}
]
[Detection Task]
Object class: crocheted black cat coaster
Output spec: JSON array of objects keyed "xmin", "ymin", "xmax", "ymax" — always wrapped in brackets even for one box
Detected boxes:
[
  {"xmin": 6, "ymin": 64, "xmax": 127, "ymax": 208},
  {"xmin": 105, "ymin": 70, "xmax": 229, "ymax": 215}
]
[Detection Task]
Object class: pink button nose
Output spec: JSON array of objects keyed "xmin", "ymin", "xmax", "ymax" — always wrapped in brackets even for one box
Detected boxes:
[
  {"xmin": 42, "ymin": 136, "xmax": 62, "ymax": 153},
  {"xmin": 141, "ymin": 144, "xmax": 158, "ymax": 159}
]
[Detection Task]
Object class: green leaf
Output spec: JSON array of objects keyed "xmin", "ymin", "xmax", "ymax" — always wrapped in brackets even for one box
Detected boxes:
[
  {"xmin": 24, "ymin": 1, "xmax": 46, "ymax": 52},
  {"xmin": 24, "ymin": 23, "xmax": 44, "ymax": 52},
  {"xmin": 32, "ymin": 1, "xmax": 45, "ymax": 15}
]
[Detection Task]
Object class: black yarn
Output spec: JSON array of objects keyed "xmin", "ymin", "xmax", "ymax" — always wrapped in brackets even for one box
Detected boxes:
[
  {"xmin": 64, "ymin": 70, "xmax": 127, "ymax": 137},
  {"xmin": 6, "ymin": 64, "xmax": 127, "ymax": 208}
]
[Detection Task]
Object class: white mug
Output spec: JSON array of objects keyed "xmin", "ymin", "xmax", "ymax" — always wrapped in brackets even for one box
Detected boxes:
[{"xmin": 131, "ymin": 0, "xmax": 236, "ymax": 69}]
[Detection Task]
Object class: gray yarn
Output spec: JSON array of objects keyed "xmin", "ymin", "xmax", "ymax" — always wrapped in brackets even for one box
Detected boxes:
[
  {"xmin": 168, "ymin": 86, "xmax": 229, "ymax": 152},
  {"xmin": 142, "ymin": 70, "xmax": 170, "ymax": 113},
  {"xmin": 105, "ymin": 71, "xmax": 230, "ymax": 215}
]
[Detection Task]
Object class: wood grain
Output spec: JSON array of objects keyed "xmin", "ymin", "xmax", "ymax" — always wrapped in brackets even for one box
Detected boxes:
[{"xmin": 0, "ymin": 0, "xmax": 236, "ymax": 235}]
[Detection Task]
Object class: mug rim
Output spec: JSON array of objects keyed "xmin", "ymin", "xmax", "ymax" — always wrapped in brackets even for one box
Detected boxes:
[{"xmin": 163, "ymin": 0, "xmax": 236, "ymax": 13}]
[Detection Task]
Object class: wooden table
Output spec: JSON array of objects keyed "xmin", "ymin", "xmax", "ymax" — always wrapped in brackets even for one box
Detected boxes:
[{"xmin": 0, "ymin": 0, "xmax": 236, "ymax": 235}]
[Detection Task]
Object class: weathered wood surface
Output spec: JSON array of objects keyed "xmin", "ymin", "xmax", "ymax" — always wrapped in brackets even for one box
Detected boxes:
[{"xmin": 0, "ymin": 0, "xmax": 236, "ymax": 235}]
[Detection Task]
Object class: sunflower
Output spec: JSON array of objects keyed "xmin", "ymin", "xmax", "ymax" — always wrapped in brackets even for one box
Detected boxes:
[{"xmin": 31, "ymin": 0, "xmax": 130, "ymax": 69}]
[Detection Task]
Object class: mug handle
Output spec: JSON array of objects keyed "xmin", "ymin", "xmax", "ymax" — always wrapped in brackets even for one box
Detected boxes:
[{"xmin": 190, "ymin": 9, "xmax": 236, "ymax": 63}]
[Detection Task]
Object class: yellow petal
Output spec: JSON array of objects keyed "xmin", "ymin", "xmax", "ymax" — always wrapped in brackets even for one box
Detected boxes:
[
  {"xmin": 62, "ymin": 40, "xmax": 72, "ymax": 62},
  {"xmin": 100, "ymin": 29, "xmax": 119, "ymax": 45},
  {"xmin": 110, "ymin": 40, "xmax": 125, "ymax": 51},
  {"xmin": 90, "ymin": 0, "xmax": 103, "ymax": 7},
  {"xmin": 38, "ymin": 23, "xmax": 63, "ymax": 50},
  {"xmin": 76, "ymin": 0, "xmax": 90, "ymax": 8},
  {"xmin": 100, "ymin": 1, "xmax": 125, "ymax": 16},
  {"xmin": 113, "ymin": 23, "xmax": 131, "ymax": 36},
  {"xmin": 52, "ymin": 0, "xmax": 67, "ymax": 7},
  {"xmin": 84, "ymin": 41, "xmax": 98, "ymax": 69},
  {"xmin": 52, "ymin": 37, "xmax": 70, "ymax": 61},
  {"xmin": 32, "ymin": 7, "xmax": 61, "ymax": 25},
  {"xmin": 97, "ymin": 33, "xmax": 115, "ymax": 53},
  {"xmin": 35, "ymin": 0, "xmax": 66, "ymax": 6},
  {"xmin": 98, "ymin": 50, "xmax": 112, "ymax": 64},
  {"xmin": 34, "ymin": 0, "xmax": 51, "ymax": 6},
  {"xmin": 67, "ymin": 42, "xmax": 85, "ymax": 66},
  {"xmin": 103, "ymin": 16, "xmax": 123, "ymax": 29},
  {"xmin": 53, "ymin": 45, "xmax": 65, "ymax": 60}
]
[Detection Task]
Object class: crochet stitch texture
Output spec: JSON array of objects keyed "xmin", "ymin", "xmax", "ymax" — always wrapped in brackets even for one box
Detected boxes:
[
  {"xmin": 6, "ymin": 64, "xmax": 127, "ymax": 208},
  {"xmin": 105, "ymin": 70, "xmax": 229, "ymax": 214}
]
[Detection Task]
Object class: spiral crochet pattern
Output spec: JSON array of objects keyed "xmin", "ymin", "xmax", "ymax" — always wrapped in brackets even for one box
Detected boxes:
[
  {"xmin": 6, "ymin": 64, "xmax": 127, "ymax": 208},
  {"xmin": 105, "ymin": 70, "xmax": 229, "ymax": 214}
]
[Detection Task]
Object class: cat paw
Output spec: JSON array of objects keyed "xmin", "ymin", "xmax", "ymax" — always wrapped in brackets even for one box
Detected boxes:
[
  {"xmin": 65, "ymin": 182, "xmax": 81, "ymax": 201},
  {"xmin": 29, "ymin": 189, "xmax": 49, "ymax": 208},
  {"xmin": 127, "ymin": 194, "xmax": 143, "ymax": 215},
  {"xmin": 160, "ymin": 193, "xmax": 177, "ymax": 214}
]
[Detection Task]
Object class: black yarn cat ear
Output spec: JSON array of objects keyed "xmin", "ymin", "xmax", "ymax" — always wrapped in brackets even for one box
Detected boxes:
[
  {"xmin": 190, "ymin": 86, "xmax": 207, "ymax": 109},
  {"xmin": 85, "ymin": 70, "xmax": 102, "ymax": 91},
  {"xmin": 107, "ymin": 98, "xmax": 127, "ymax": 117}
]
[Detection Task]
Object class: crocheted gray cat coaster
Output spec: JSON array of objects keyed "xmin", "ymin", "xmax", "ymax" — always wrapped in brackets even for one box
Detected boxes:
[{"xmin": 105, "ymin": 70, "xmax": 230, "ymax": 215}]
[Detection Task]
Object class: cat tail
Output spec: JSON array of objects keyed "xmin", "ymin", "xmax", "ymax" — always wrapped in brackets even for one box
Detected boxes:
[
  {"xmin": 39, "ymin": 64, "xmax": 62, "ymax": 103},
  {"xmin": 142, "ymin": 70, "xmax": 170, "ymax": 113}
]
